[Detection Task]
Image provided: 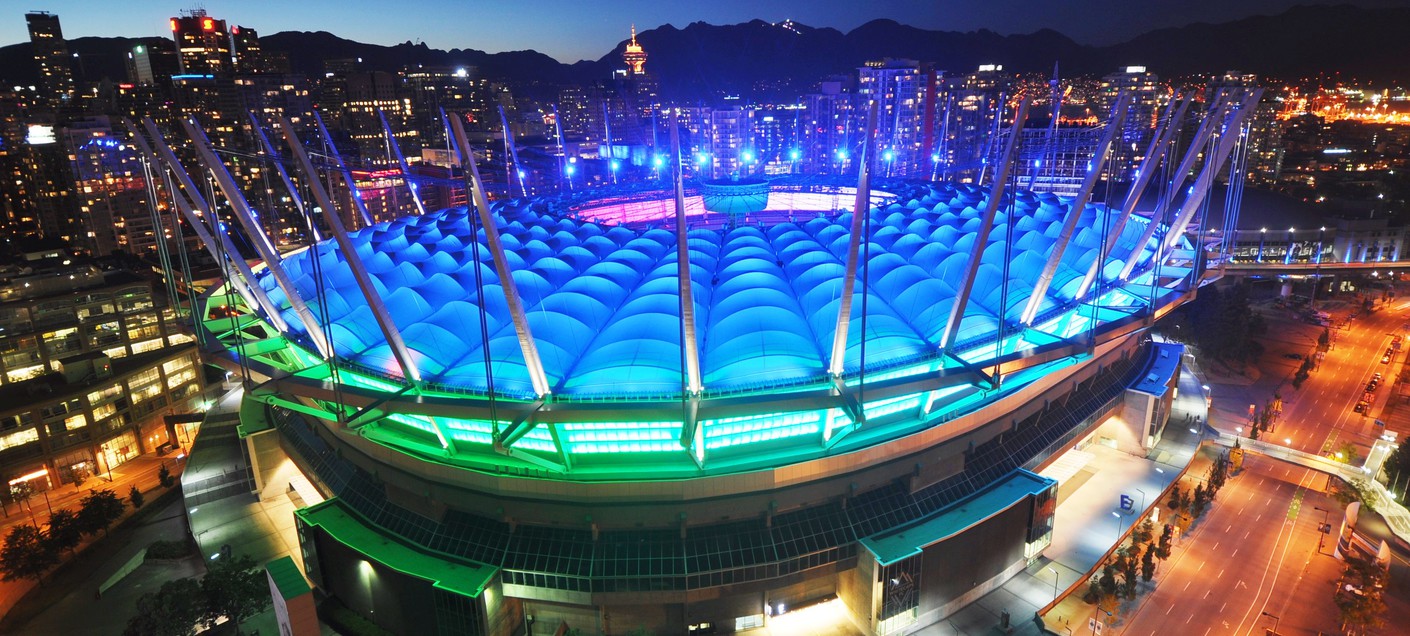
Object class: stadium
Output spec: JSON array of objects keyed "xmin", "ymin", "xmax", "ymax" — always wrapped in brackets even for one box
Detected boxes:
[{"xmin": 151, "ymin": 93, "xmax": 1254, "ymax": 635}]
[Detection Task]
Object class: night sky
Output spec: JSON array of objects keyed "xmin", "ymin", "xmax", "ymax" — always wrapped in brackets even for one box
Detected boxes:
[{"xmin": 3, "ymin": 0, "xmax": 1404, "ymax": 63}]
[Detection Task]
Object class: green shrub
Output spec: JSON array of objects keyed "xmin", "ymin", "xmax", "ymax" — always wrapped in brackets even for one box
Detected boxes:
[{"xmin": 145, "ymin": 539, "xmax": 192, "ymax": 561}]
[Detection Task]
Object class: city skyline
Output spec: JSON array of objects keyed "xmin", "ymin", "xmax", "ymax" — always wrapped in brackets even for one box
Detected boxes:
[
  {"xmin": 0, "ymin": 2, "xmax": 1408, "ymax": 635},
  {"xmin": 1, "ymin": 0, "xmax": 1405, "ymax": 64}
]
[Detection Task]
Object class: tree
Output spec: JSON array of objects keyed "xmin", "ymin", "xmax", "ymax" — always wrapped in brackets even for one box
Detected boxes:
[
  {"xmin": 1337, "ymin": 442, "xmax": 1360, "ymax": 465},
  {"xmin": 1098, "ymin": 564, "xmax": 1119, "ymax": 600},
  {"xmin": 1192, "ymin": 483, "xmax": 1209, "ymax": 517},
  {"xmin": 158, "ymin": 464, "xmax": 174, "ymax": 489},
  {"xmin": 1167, "ymin": 485, "xmax": 1185, "ymax": 511},
  {"xmin": 124, "ymin": 578, "xmax": 204, "ymax": 636},
  {"xmin": 1133, "ymin": 519, "xmax": 1154, "ymax": 545},
  {"xmin": 45, "ymin": 508, "xmax": 82, "ymax": 556},
  {"xmin": 1334, "ymin": 554, "xmax": 1388, "ymax": 636},
  {"xmin": 1386, "ymin": 438, "xmax": 1410, "ymax": 497},
  {"xmin": 1156, "ymin": 525, "xmax": 1173, "ymax": 560},
  {"xmin": 201, "ymin": 555, "xmax": 271, "ymax": 633},
  {"xmin": 1121, "ymin": 548, "xmax": 1139, "ymax": 599},
  {"xmin": 129, "ymin": 485, "xmax": 145, "ymax": 510},
  {"xmin": 0, "ymin": 524, "xmax": 58, "ymax": 583},
  {"xmin": 1210, "ymin": 458, "xmax": 1229, "ymax": 493},
  {"xmin": 76, "ymin": 488, "xmax": 125, "ymax": 537},
  {"xmin": 9, "ymin": 482, "xmax": 35, "ymax": 519},
  {"xmin": 67, "ymin": 464, "xmax": 91, "ymax": 489},
  {"xmin": 1141, "ymin": 542, "xmax": 1157, "ymax": 582}
]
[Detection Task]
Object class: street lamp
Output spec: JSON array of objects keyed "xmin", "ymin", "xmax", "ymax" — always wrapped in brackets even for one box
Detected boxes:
[
  {"xmin": 1134, "ymin": 488, "xmax": 1147, "ymax": 519},
  {"xmin": 1261, "ymin": 611, "xmax": 1280, "ymax": 634},
  {"xmin": 1313, "ymin": 506, "xmax": 1331, "ymax": 554},
  {"xmin": 1111, "ymin": 510, "xmax": 1122, "ymax": 541},
  {"xmin": 1049, "ymin": 566, "xmax": 1060, "ymax": 600}
]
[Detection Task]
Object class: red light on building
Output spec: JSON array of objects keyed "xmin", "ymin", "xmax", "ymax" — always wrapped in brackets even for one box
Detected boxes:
[
  {"xmin": 118, "ymin": 83, "xmax": 135, "ymax": 90},
  {"xmin": 203, "ymin": 18, "xmax": 214, "ymax": 31},
  {"xmin": 232, "ymin": 25, "xmax": 240, "ymax": 35},
  {"xmin": 170, "ymin": 18, "xmax": 178, "ymax": 31}
]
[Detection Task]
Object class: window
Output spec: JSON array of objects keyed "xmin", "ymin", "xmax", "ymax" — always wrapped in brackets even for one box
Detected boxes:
[{"xmin": 0, "ymin": 428, "xmax": 38, "ymax": 452}]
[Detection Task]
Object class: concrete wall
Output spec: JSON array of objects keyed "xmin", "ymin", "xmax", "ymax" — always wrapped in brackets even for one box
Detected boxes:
[
  {"xmin": 311, "ymin": 527, "xmax": 479, "ymax": 635},
  {"xmin": 910, "ymin": 498, "xmax": 1032, "ymax": 632}
]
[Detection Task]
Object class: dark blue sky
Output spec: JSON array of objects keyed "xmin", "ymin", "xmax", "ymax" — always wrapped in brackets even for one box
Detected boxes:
[{"xmin": 5, "ymin": 0, "xmax": 1404, "ymax": 63}]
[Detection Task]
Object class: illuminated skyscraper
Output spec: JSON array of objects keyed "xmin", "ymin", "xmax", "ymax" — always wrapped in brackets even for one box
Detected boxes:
[
  {"xmin": 25, "ymin": 12, "xmax": 76, "ymax": 107},
  {"xmin": 170, "ymin": 9, "xmax": 231, "ymax": 76},
  {"xmin": 231, "ymin": 25, "xmax": 269, "ymax": 74},
  {"xmin": 622, "ymin": 24, "xmax": 647, "ymax": 75},
  {"xmin": 1209, "ymin": 71, "xmax": 1284, "ymax": 187},
  {"xmin": 857, "ymin": 59, "xmax": 934, "ymax": 177},
  {"xmin": 1096, "ymin": 66, "xmax": 1167, "ymax": 180},
  {"xmin": 126, "ymin": 40, "xmax": 180, "ymax": 86}
]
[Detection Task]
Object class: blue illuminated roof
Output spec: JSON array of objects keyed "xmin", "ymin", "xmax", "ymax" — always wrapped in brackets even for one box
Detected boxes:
[{"xmin": 257, "ymin": 182, "xmax": 1159, "ymax": 399}]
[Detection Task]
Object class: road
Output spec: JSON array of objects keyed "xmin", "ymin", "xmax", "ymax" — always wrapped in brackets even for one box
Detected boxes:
[
  {"xmin": 0, "ymin": 449, "xmax": 190, "ymax": 620},
  {"xmin": 1119, "ymin": 458, "xmax": 1343, "ymax": 636},
  {"xmin": 1253, "ymin": 295, "xmax": 1407, "ymax": 462}
]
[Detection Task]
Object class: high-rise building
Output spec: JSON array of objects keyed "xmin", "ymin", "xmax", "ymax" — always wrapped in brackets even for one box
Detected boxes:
[
  {"xmin": 170, "ymin": 9, "xmax": 231, "ymax": 76},
  {"xmin": 231, "ymin": 25, "xmax": 269, "ymax": 74},
  {"xmin": 937, "ymin": 65, "xmax": 1014, "ymax": 183},
  {"xmin": 25, "ymin": 12, "xmax": 76, "ymax": 107},
  {"xmin": 801, "ymin": 80, "xmax": 854, "ymax": 174},
  {"xmin": 19, "ymin": 122, "xmax": 82, "ymax": 248},
  {"xmin": 1209, "ymin": 71, "xmax": 1284, "ymax": 187},
  {"xmin": 857, "ymin": 59, "xmax": 933, "ymax": 177},
  {"xmin": 0, "ymin": 277, "xmax": 204, "ymax": 495},
  {"xmin": 126, "ymin": 40, "xmax": 180, "ymax": 87},
  {"xmin": 340, "ymin": 71, "xmax": 418, "ymax": 167},
  {"xmin": 1096, "ymin": 66, "xmax": 1168, "ymax": 181},
  {"xmin": 707, "ymin": 106, "xmax": 754, "ymax": 178}
]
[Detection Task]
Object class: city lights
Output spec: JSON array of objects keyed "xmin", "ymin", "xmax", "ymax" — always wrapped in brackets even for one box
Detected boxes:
[{"xmin": 8, "ymin": 8, "xmax": 1397, "ymax": 636}]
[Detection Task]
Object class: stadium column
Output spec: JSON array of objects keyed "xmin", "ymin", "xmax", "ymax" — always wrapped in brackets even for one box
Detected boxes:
[
  {"xmin": 823, "ymin": 100, "xmax": 877, "ymax": 446},
  {"xmin": 132, "ymin": 117, "xmax": 291, "ymax": 334},
  {"xmin": 246, "ymin": 111, "xmax": 310, "ymax": 226},
  {"xmin": 1105, "ymin": 98, "xmax": 1232, "ymax": 286},
  {"xmin": 939, "ymin": 97, "xmax": 1032, "ymax": 354},
  {"xmin": 448, "ymin": 113, "xmax": 560, "ymax": 468},
  {"xmin": 275, "ymin": 116, "xmax": 427, "ymax": 389},
  {"xmin": 1132, "ymin": 89, "xmax": 1264, "ymax": 279},
  {"xmin": 313, "ymin": 112, "xmax": 375, "ymax": 228},
  {"xmin": 1118, "ymin": 90, "xmax": 1262, "ymax": 283},
  {"xmin": 1073, "ymin": 93, "xmax": 1194, "ymax": 302},
  {"xmin": 180, "ymin": 117, "xmax": 335, "ymax": 361},
  {"xmin": 447, "ymin": 114, "xmax": 552, "ymax": 399},
  {"xmin": 669, "ymin": 111, "xmax": 706, "ymax": 462},
  {"xmin": 1020, "ymin": 91, "xmax": 1131, "ymax": 326}
]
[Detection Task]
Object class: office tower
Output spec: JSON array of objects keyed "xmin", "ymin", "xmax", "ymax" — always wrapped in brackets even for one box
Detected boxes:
[
  {"xmin": 26, "ymin": 12, "xmax": 76, "ymax": 107},
  {"xmin": 126, "ymin": 40, "xmax": 180, "ymax": 86},
  {"xmin": 170, "ymin": 9, "xmax": 231, "ymax": 76}
]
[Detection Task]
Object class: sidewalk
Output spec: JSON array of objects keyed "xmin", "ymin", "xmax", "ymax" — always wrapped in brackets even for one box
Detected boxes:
[
  {"xmin": 0, "ymin": 447, "xmax": 191, "ymax": 620},
  {"xmin": 915, "ymin": 362, "xmax": 1209, "ymax": 635},
  {"xmin": 1037, "ymin": 445, "xmax": 1220, "ymax": 635}
]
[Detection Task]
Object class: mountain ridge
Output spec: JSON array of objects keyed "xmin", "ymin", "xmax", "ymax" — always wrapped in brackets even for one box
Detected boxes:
[{"xmin": 1, "ymin": 4, "xmax": 1406, "ymax": 102}]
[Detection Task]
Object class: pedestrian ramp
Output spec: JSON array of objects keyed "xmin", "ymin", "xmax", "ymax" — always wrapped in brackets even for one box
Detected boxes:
[{"xmin": 1038, "ymin": 448, "xmax": 1095, "ymax": 486}]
